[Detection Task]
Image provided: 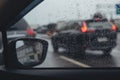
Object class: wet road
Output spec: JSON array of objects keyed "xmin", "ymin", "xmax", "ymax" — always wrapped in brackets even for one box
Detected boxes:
[
  {"xmin": 36, "ymin": 33, "xmax": 120, "ymax": 68},
  {"xmin": 36, "ymin": 35, "xmax": 80, "ymax": 68}
]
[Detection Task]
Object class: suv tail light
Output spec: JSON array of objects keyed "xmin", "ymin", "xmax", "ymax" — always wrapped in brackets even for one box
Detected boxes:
[
  {"xmin": 80, "ymin": 22, "xmax": 95, "ymax": 33},
  {"xmin": 80, "ymin": 22, "xmax": 88, "ymax": 33},
  {"xmin": 111, "ymin": 24, "xmax": 117, "ymax": 31},
  {"xmin": 26, "ymin": 28, "xmax": 35, "ymax": 36}
]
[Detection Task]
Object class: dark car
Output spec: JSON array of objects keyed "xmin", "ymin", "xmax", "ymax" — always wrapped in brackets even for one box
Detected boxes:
[
  {"xmin": 51, "ymin": 19, "xmax": 117, "ymax": 56},
  {"xmin": 36, "ymin": 26, "xmax": 48, "ymax": 34}
]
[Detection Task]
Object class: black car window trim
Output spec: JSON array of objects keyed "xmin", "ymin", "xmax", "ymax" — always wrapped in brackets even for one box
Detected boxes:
[{"xmin": 6, "ymin": 0, "xmax": 44, "ymax": 29}]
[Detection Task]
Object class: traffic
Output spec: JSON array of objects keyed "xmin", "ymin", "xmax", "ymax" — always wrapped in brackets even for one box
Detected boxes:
[
  {"xmin": 2, "ymin": 0, "xmax": 120, "ymax": 68},
  {"xmin": 52, "ymin": 13, "xmax": 117, "ymax": 57}
]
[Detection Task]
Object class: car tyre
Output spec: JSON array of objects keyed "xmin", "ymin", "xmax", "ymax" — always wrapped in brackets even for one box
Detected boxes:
[
  {"xmin": 80, "ymin": 49, "xmax": 86, "ymax": 56},
  {"xmin": 103, "ymin": 48, "xmax": 112, "ymax": 56},
  {"xmin": 75, "ymin": 48, "xmax": 86, "ymax": 58},
  {"xmin": 53, "ymin": 44, "xmax": 58, "ymax": 53},
  {"xmin": 52, "ymin": 40, "xmax": 58, "ymax": 53}
]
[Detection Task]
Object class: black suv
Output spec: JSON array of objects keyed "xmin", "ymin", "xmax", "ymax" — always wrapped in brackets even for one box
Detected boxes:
[{"xmin": 51, "ymin": 19, "xmax": 117, "ymax": 56}]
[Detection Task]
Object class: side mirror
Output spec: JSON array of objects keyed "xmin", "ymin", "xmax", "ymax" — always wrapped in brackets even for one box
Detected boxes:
[{"xmin": 7, "ymin": 38, "xmax": 48, "ymax": 68}]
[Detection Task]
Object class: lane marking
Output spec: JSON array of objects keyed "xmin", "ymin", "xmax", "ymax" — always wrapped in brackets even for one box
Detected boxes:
[{"xmin": 60, "ymin": 56, "xmax": 91, "ymax": 68}]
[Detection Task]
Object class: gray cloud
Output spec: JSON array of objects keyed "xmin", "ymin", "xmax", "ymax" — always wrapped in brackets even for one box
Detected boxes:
[{"xmin": 24, "ymin": 0, "xmax": 120, "ymax": 25}]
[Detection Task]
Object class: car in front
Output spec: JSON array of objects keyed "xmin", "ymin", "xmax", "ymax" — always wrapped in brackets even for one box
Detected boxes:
[
  {"xmin": 51, "ymin": 18, "xmax": 117, "ymax": 56},
  {"xmin": 36, "ymin": 25, "xmax": 48, "ymax": 34}
]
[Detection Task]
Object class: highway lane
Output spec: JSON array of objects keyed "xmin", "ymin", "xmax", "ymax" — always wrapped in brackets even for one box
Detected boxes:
[
  {"xmin": 36, "ymin": 33, "xmax": 120, "ymax": 68},
  {"xmin": 0, "ymin": 33, "xmax": 119, "ymax": 68},
  {"xmin": 36, "ymin": 34, "xmax": 80, "ymax": 68}
]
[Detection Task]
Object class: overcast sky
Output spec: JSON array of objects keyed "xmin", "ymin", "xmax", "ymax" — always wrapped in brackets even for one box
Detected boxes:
[{"xmin": 24, "ymin": 0, "xmax": 120, "ymax": 26}]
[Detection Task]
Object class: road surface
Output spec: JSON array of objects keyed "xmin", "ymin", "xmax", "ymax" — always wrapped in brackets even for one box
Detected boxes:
[
  {"xmin": 35, "ymin": 33, "xmax": 120, "ymax": 68},
  {"xmin": 1, "ymin": 33, "xmax": 120, "ymax": 68}
]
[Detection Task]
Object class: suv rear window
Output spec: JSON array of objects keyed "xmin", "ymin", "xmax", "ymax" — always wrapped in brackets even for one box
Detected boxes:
[
  {"xmin": 88, "ymin": 22, "xmax": 112, "ymax": 29},
  {"xmin": 56, "ymin": 22, "xmax": 80, "ymax": 31}
]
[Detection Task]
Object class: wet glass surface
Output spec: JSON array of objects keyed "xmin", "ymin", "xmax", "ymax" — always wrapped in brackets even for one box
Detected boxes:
[{"xmin": 5, "ymin": 0, "xmax": 120, "ymax": 68}]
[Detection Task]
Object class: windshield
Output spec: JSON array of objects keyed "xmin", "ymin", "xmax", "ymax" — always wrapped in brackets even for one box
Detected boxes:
[{"xmin": 5, "ymin": 0, "xmax": 120, "ymax": 68}]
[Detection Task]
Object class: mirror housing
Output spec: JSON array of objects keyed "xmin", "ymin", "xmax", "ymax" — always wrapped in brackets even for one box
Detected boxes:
[{"xmin": 7, "ymin": 38, "xmax": 48, "ymax": 69}]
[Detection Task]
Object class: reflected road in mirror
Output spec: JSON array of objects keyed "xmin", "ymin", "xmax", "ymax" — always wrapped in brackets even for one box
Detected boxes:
[{"xmin": 16, "ymin": 40, "xmax": 43, "ymax": 66}]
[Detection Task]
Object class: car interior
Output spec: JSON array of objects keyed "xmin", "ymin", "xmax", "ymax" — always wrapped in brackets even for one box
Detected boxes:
[{"xmin": 0, "ymin": 0, "xmax": 120, "ymax": 80}]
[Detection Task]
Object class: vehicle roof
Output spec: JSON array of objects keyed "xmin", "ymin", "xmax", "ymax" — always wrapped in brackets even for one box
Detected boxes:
[
  {"xmin": 85, "ymin": 19, "xmax": 108, "ymax": 22},
  {"xmin": 84, "ymin": 19, "xmax": 108, "ymax": 23},
  {"xmin": 8, "ymin": 18, "xmax": 30, "ymax": 31}
]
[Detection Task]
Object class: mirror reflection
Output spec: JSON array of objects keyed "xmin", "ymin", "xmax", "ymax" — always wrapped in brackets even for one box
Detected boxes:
[{"xmin": 16, "ymin": 40, "xmax": 43, "ymax": 66}]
